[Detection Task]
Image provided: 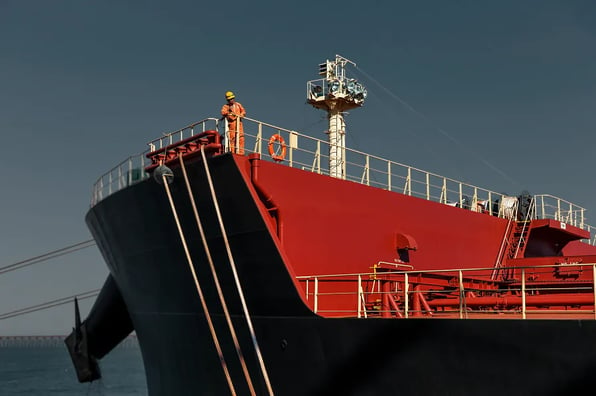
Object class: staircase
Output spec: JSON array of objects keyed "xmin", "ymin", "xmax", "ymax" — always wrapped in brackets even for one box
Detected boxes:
[
  {"xmin": 508, "ymin": 221, "xmax": 530, "ymax": 260},
  {"xmin": 492, "ymin": 197, "xmax": 536, "ymax": 280}
]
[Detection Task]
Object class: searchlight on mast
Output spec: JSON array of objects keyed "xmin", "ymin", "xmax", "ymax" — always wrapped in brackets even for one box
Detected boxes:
[{"xmin": 306, "ymin": 54, "xmax": 367, "ymax": 179}]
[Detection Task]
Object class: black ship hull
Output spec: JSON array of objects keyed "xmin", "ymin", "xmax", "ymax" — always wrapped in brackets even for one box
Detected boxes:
[{"xmin": 86, "ymin": 154, "xmax": 596, "ymax": 395}]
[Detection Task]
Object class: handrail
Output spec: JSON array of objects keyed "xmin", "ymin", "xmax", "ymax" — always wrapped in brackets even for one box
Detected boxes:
[
  {"xmin": 88, "ymin": 116, "xmax": 593, "ymax": 243},
  {"xmin": 534, "ymin": 194, "xmax": 586, "ymax": 229},
  {"xmin": 146, "ymin": 117, "xmax": 220, "ymax": 152},
  {"xmin": 297, "ymin": 262, "xmax": 596, "ymax": 320},
  {"xmin": 90, "ymin": 154, "xmax": 151, "ymax": 207},
  {"xmin": 296, "ymin": 262, "xmax": 596, "ymax": 279},
  {"xmin": 513, "ymin": 197, "xmax": 536, "ymax": 258}
]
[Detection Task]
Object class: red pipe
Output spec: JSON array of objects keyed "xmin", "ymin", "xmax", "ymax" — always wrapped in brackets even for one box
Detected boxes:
[
  {"xmin": 382, "ymin": 281, "xmax": 391, "ymax": 318},
  {"xmin": 417, "ymin": 289, "xmax": 433, "ymax": 316},
  {"xmin": 412, "ymin": 285, "xmax": 422, "ymax": 317},
  {"xmin": 387, "ymin": 292, "xmax": 403, "ymax": 318},
  {"xmin": 425, "ymin": 293, "xmax": 595, "ymax": 308}
]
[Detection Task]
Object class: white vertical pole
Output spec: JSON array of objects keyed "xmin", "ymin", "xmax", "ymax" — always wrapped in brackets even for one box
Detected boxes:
[
  {"xmin": 328, "ymin": 109, "xmax": 345, "ymax": 179},
  {"xmin": 305, "ymin": 279, "xmax": 309, "ymax": 301},
  {"xmin": 316, "ymin": 141, "xmax": 321, "ymax": 174},
  {"xmin": 593, "ymin": 265, "xmax": 596, "ymax": 320},
  {"xmin": 314, "ymin": 277, "xmax": 319, "ymax": 314},
  {"xmin": 257, "ymin": 123, "xmax": 262, "ymax": 156},
  {"xmin": 404, "ymin": 273, "xmax": 409, "ymax": 318},
  {"xmin": 357, "ymin": 275, "xmax": 362, "ymax": 318},
  {"xmin": 522, "ymin": 268, "xmax": 526, "ymax": 319},
  {"xmin": 387, "ymin": 162, "xmax": 392, "ymax": 191},
  {"xmin": 365, "ymin": 155, "xmax": 370, "ymax": 185},
  {"xmin": 459, "ymin": 270, "xmax": 464, "ymax": 319}
]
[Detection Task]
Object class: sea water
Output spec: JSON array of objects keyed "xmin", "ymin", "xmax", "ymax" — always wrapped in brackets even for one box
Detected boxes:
[{"xmin": 0, "ymin": 344, "xmax": 147, "ymax": 395}]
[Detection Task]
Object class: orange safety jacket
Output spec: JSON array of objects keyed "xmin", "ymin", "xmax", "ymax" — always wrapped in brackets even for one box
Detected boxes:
[
  {"xmin": 221, "ymin": 102, "xmax": 246, "ymax": 132},
  {"xmin": 221, "ymin": 101, "xmax": 246, "ymax": 154}
]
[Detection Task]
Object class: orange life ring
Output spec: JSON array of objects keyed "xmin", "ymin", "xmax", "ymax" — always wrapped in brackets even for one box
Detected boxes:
[{"xmin": 268, "ymin": 134, "xmax": 287, "ymax": 161}]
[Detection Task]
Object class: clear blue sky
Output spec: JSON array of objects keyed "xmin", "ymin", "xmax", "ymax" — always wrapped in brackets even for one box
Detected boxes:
[{"xmin": 1, "ymin": 0, "xmax": 595, "ymax": 335}]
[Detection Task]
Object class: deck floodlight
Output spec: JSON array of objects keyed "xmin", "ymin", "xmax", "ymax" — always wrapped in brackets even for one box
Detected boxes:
[{"xmin": 306, "ymin": 55, "xmax": 367, "ymax": 179}]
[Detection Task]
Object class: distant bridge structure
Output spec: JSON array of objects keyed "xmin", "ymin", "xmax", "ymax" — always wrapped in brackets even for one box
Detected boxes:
[{"xmin": 0, "ymin": 335, "xmax": 138, "ymax": 348}]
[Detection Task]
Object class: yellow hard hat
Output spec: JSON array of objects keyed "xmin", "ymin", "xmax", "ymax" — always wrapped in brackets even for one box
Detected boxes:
[{"xmin": 225, "ymin": 91, "xmax": 235, "ymax": 100}]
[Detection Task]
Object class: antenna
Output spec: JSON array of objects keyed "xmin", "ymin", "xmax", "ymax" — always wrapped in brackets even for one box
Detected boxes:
[{"xmin": 307, "ymin": 54, "xmax": 367, "ymax": 179}]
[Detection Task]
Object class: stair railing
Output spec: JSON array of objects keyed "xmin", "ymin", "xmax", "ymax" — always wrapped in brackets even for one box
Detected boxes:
[{"xmin": 512, "ymin": 197, "xmax": 536, "ymax": 259}]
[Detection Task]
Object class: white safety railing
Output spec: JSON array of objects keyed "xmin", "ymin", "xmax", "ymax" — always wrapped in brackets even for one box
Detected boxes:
[
  {"xmin": 146, "ymin": 118, "xmax": 220, "ymax": 152},
  {"xmin": 91, "ymin": 155, "xmax": 151, "ymax": 207},
  {"xmin": 589, "ymin": 225, "xmax": 596, "ymax": 246},
  {"xmin": 89, "ymin": 116, "xmax": 593, "ymax": 242},
  {"xmin": 534, "ymin": 194, "xmax": 586, "ymax": 229},
  {"xmin": 239, "ymin": 117, "xmax": 508, "ymax": 214},
  {"xmin": 296, "ymin": 263, "xmax": 596, "ymax": 320},
  {"xmin": 90, "ymin": 118, "xmax": 220, "ymax": 207}
]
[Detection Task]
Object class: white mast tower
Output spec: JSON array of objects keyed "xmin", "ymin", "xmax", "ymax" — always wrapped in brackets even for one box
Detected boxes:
[{"xmin": 307, "ymin": 54, "xmax": 367, "ymax": 179}]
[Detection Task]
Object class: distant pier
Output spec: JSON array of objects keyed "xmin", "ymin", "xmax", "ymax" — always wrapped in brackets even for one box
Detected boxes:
[{"xmin": 0, "ymin": 335, "xmax": 138, "ymax": 348}]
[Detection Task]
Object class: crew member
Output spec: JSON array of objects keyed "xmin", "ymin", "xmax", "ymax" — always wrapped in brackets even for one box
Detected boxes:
[{"xmin": 221, "ymin": 91, "xmax": 246, "ymax": 154}]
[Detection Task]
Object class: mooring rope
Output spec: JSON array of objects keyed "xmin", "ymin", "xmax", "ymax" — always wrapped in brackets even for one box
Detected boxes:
[
  {"xmin": 0, "ymin": 239, "xmax": 96, "ymax": 275},
  {"xmin": 178, "ymin": 154, "xmax": 257, "ymax": 395},
  {"xmin": 161, "ymin": 171, "xmax": 237, "ymax": 396},
  {"xmin": 200, "ymin": 146, "xmax": 275, "ymax": 395},
  {"xmin": 0, "ymin": 290, "xmax": 99, "ymax": 320}
]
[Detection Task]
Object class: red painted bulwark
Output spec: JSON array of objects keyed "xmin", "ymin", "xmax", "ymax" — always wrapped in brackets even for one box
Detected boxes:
[
  {"xmin": 244, "ymin": 158, "xmax": 509, "ymax": 276},
  {"xmin": 230, "ymin": 155, "xmax": 596, "ymax": 317}
]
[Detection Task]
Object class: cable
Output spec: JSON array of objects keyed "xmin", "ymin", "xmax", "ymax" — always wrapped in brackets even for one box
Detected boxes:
[
  {"xmin": 353, "ymin": 65, "xmax": 521, "ymax": 187},
  {"xmin": 0, "ymin": 290, "xmax": 99, "ymax": 320},
  {"xmin": 0, "ymin": 239, "xmax": 96, "ymax": 275},
  {"xmin": 161, "ymin": 166, "xmax": 237, "ymax": 396},
  {"xmin": 0, "ymin": 241, "xmax": 100, "ymax": 321},
  {"xmin": 201, "ymin": 146, "xmax": 275, "ymax": 395},
  {"xmin": 179, "ymin": 154, "xmax": 256, "ymax": 395}
]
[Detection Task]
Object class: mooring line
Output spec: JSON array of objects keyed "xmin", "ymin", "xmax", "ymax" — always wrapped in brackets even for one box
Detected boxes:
[
  {"xmin": 0, "ymin": 239, "xmax": 96, "ymax": 275},
  {"xmin": 161, "ymin": 171, "xmax": 237, "ymax": 396},
  {"xmin": 179, "ymin": 154, "xmax": 257, "ymax": 395},
  {"xmin": 0, "ymin": 290, "xmax": 99, "ymax": 320},
  {"xmin": 200, "ymin": 146, "xmax": 275, "ymax": 395}
]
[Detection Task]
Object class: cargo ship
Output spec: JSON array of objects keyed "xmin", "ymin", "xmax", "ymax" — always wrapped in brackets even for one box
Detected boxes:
[{"xmin": 66, "ymin": 55, "xmax": 596, "ymax": 395}]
